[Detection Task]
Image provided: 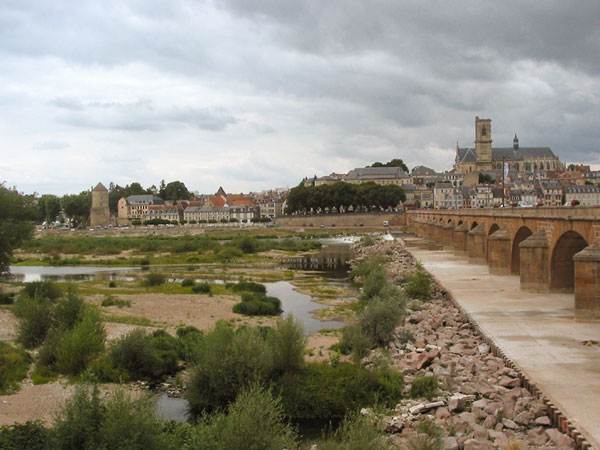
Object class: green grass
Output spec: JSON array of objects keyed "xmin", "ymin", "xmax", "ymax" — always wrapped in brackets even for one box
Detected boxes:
[{"xmin": 102, "ymin": 314, "xmax": 162, "ymax": 328}]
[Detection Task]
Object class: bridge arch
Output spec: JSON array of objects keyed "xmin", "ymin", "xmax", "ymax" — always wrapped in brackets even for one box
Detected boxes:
[
  {"xmin": 511, "ymin": 226, "xmax": 533, "ymax": 274},
  {"xmin": 550, "ymin": 231, "xmax": 588, "ymax": 291},
  {"xmin": 470, "ymin": 221, "xmax": 479, "ymax": 230}
]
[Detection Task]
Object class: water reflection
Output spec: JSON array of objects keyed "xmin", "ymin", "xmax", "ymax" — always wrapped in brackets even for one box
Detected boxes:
[
  {"xmin": 277, "ymin": 244, "xmax": 353, "ymax": 278},
  {"xmin": 5, "ymin": 266, "xmax": 139, "ymax": 283}
]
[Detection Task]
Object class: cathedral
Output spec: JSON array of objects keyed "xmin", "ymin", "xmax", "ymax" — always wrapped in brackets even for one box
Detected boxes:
[{"xmin": 454, "ymin": 117, "xmax": 562, "ymax": 174}]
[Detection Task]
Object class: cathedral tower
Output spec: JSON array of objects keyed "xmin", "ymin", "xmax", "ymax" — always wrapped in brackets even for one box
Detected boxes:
[{"xmin": 475, "ymin": 116, "xmax": 493, "ymax": 170}]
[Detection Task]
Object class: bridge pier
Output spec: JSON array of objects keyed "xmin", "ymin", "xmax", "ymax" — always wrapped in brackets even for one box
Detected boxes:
[
  {"xmin": 453, "ymin": 222, "xmax": 468, "ymax": 255},
  {"xmin": 468, "ymin": 223, "xmax": 487, "ymax": 264},
  {"xmin": 433, "ymin": 222, "xmax": 444, "ymax": 246},
  {"xmin": 519, "ymin": 231, "xmax": 550, "ymax": 292},
  {"xmin": 573, "ymin": 243, "xmax": 600, "ymax": 318},
  {"xmin": 488, "ymin": 228, "xmax": 511, "ymax": 274},
  {"xmin": 442, "ymin": 221, "xmax": 455, "ymax": 250}
]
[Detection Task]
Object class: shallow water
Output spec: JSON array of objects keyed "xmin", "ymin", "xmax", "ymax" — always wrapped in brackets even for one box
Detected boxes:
[{"xmin": 5, "ymin": 265, "xmax": 139, "ymax": 282}]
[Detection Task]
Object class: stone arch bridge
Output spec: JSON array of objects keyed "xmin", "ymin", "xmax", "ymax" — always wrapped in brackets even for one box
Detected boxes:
[{"xmin": 407, "ymin": 207, "xmax": 600, "ymax": 316}]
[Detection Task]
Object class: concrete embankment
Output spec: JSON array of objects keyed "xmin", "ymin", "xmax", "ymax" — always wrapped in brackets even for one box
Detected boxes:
[{"xmin": 404, "ymin": 238, "xmax": 600, "ymax": 449}]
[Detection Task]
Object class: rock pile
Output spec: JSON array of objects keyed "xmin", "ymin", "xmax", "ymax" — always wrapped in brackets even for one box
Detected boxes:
[{"xmin": 352, "ymin": 239, "xmax": 577, "ymax": 449}]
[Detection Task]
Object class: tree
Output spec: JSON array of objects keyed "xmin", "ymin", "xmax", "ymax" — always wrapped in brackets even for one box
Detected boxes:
[
  {"xmin": 479, "ymin": 173, "xmax": 494, "ymax": 184},
  {"xmin": 37, "ymin": 194, "xmax": 61, "ymax": 224},
  {"xmin": 160, "ymin": 181, "xmax": 190, "ymax": 201},
  {"xmin": 370, "ymin": 159, "xmax": 409, "ymax": 172},
  {"xmin": 0, "ymin": 184, "xmax": 36, "ymax": 273},
  {"xmin": 108, "ymin": 182, "xmax": 150, "ymax": 212},
  {"xmin": 61, "ymin": 191, "xmax": 91, "ymax": 227}
]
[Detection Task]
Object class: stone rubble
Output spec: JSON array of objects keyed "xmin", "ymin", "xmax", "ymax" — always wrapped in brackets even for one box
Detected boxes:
[{"xmin": 351, "ymin": 239, "xmax": 578, "ymax": 449}]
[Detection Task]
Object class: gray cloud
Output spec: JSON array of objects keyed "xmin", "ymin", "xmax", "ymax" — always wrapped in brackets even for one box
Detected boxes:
[{"xmin": 1, "ymin": 0, "xmax": 599, "ymax": 195}]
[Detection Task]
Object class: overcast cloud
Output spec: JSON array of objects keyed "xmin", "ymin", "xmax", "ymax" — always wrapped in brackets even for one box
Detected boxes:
[{"xmin": 1, "ymin": 0, "xmax": 599, "ymax": 195}]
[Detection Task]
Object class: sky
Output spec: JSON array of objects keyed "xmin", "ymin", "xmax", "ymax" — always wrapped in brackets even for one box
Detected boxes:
[{"xmin": 1, "ymin": 0, "xmax": 599, "ymax": 196}]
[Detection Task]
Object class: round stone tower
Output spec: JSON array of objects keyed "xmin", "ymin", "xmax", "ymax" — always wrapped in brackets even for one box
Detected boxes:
[{"xmin": 90, "ymin": 182, "xmax": 111, "ymax": 227}]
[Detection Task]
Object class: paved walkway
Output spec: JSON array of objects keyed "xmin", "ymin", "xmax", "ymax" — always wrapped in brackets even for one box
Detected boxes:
[{"xmin": 406, "ymin": 240, "xmax": 600, "ymax": 449}]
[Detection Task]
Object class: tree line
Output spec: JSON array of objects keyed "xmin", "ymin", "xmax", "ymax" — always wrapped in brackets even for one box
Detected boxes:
[{"xmin": 285, "ymin": 181, "xmax": 406, "ymax": 215}]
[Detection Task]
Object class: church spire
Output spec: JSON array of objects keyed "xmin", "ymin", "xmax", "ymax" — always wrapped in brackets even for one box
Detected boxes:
[{"xmin": 513, "ymin": 134, "xmax": 519, "ymax": 150}]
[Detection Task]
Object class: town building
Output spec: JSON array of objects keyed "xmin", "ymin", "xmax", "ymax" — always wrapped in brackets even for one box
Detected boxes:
[
  {"xmin": 564, "ymin": 185, "xmax": 600, "ymax": 206},
  {"xmin": 343, "ymin": 167, "xmax": 410, "ymax": 186},
  {"xmin": 454, "ymin": 117, "xmax": 563, "ymax": 174},
  {"xmin": 118, "ymin": 195, "xmax": 165, "ymax": 221}
]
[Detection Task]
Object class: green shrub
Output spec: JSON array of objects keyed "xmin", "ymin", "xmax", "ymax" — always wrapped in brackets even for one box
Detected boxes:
[
  {"xmin": 105, "ymin": 329, "xmax": 160, "ymax": 381},
  {"xmin": 15, "ymin": 298, "xmax": 54, "ymax": 349},
  {"xmin": 140, "ymin": 258, "xmax": 151, "ymax": 266},
  {"xmin": 403, "ymin": 269, "xmax": 433, "ymax": 301},
  {"xmin": 409, "ymin": 375, "xmax": 439, "ymax": 401},
  {"xmin": 143, "ymin": 272, "xmax": 166, "ymax": 287},
  {"xmin": 131, "ymin": 219, "xmax": 142, "ymax": 226},
  {"xmin": 233, "ymin": 293, "xmax": 282, "ymax": 316},
  {"xmin": 359, "ymin": 297, "xmax": 404, "ymax": 346},
  {"xmin": 338, "ymin": 325, "xmax": 373, "ymax": 364},
  {"xmin": 234, "ymin": 236, "xmax": 259, "ymax": 254},
  {"xmin": 190, "ymin": 384, "xmax": 298, "ymax": 450},
  {"xmin": 53, "ymin": 384, "xmax": 168, "ymax": 450},
  {"xmin": 359, "ymin": 236, "xmax": 377, "ymax": 247},
  {"xmin": 227, "ymin": 280, "xmax": 266, "ymax": 293},
  {"xmin": 176, "ymin": 326, "xmax": 204, "ymax": 361},
  {"xmin": 101, "ymin": 295, "xmax": 131, "ymax": 308},
  {"xmin": 108, "ymin": 281, "xmax": 117, "ymax": 288},
  {"xmin": 0, "ymin": 342, "xmax": 31, "ymax": 393},
  {"xmin": 276, "ymin": 362, "xmax": 402, "ymax": 420},
  {"xmin": 53, "ymin": 291, "xmax": 86, "ymax": 329},
  {"xmin": 270, "ymin": 315, "xmax": 306, "ymax": 374},
  {"xmin": 192, "ymin": 282, "xmax": 211, "ymax": 294},
  {"xmin": 55, "ymin": 309, "xmax": 105, "ymax": 375},
  {"xmin": 406, "ymin": 418, "xmax": 445, "ymax": 450},
  {"xmin": 187, "ymin": 323, "xmax": 274, "ymax": 415},
  {"xmin": 20, "ymin": 281, "xmax": 62, "ymax": 302},
  {"xmin": 181, "ymin": 278, "xmax": 195, "ymax": 287},
  {"xmin": 0, "ymin": 292, "xmax": 15, "ymax": 305},
  {"xmin": 217, "ymin": 246, "xmax": 243, "ymax": 262},
  {"xmin": 318, "ymin": 413, "xmax": 393, "ymax": 450},
  {"xmin": 0, "ymin": 421, "xmax": 50, "ymax": 450}
]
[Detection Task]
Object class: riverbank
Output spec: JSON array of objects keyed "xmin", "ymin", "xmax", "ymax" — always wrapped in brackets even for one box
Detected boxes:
[{"xmin": 354, "ymin": 239, "xmax": 585, "ymax": 449}]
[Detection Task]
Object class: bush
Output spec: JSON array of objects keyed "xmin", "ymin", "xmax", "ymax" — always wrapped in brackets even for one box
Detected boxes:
[
  {"xmin": 191, "ymin": 282, "xmax": 211, "ymax": 294},
  {"xmin": 0, "ymin": 421, "xmax": 50, "ymax": 450},
  {"xmin": 0, "ymin": 342, "xmax": 31, "ymax": 393},
  {"xmin": 217, "ymin": 246, "xmax": 243, "ymax": 262},
  {"xmin": 0, "ymin": 292, "xmax": 15, "ymax": 305},
  {"xmin": 176, "ymin": 326, "xmax": 204, "ymax": 361},
  {"xmin": 227, "ymin": 280, "xmax": 266, "ymax": 293},
  {"xmin": 187, "ymin": 323, "xmax": 274, "ymax": 415},
  {"xmin": 337, "ymin": 325, "xmax": 373, "ymax": 364},
  {"xmin": 108, "ymin": 281, "xmax": 117, "ymax": 288},
  {"xmin": 53, "ymin": 290, "xmax": 86, "ymax": 329},
  {"xmin": 15, "ymin": 297, "xmax": 54, "ymax": 349},
  {"xmin": 403, "ymin": 269, "xmax": 433, "ymax": 301},
  {"xmin": 140, "ymin": 258, "xmax": 150, "ymax": 266},
  {"xmin": 233, "ymin": 293, "xmax": 282, "ymax": 316},
  {"xmin": 55, "ymin": 309, "xmax": 105, "ymax": 375},
  {"xmin": 190, "ymin": 384, "xmax": 298, "ymax": 450},
  {"xmin": 359, "ymin": 297, "xmax": 404, "ymax": 346},
  {"xmin": 143, "ymin": 272, "xmax": 166, "ymax": 287},
  {"xmin": 105, "ymin": 328, "xmax": 177, "ymax": 381},
  {"xmin": 53, "ymin": 384, "xmax": 168, "ymax": 450},
  {"xmin": 277, "ymin": 362, "xmax": 402, "ymax": 420},
  {"xmin": 101, "ymin": 295, "xmax": 131, "ymax": 308},
  {"xmin": 409, "ymin": 375, "xmax": 438, "ymax": 401},
  {"xmin": 234, "ymin": 236, "xmax": 259, "ymax": 254},
  {"xmin": 319, "ymin": 413, "xmax": 393, "ymax": 450},
  {"xmin": 131, "ymin": 219, "xmax": 142, "ymax": 225},
  {"xmin": 181, "ymin": 278, "xmax": 195, "ymax": 287},
  {"xmin": 359, "ymin": 266, "xmax": 390, "ymax": 304},
  {"xmin": 20, "ymin": 281, "xmax": 62, "ymax": 302},
  {"xmin": 270, "ymin": 315, "xmax": 306, "ymax": 374}
]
